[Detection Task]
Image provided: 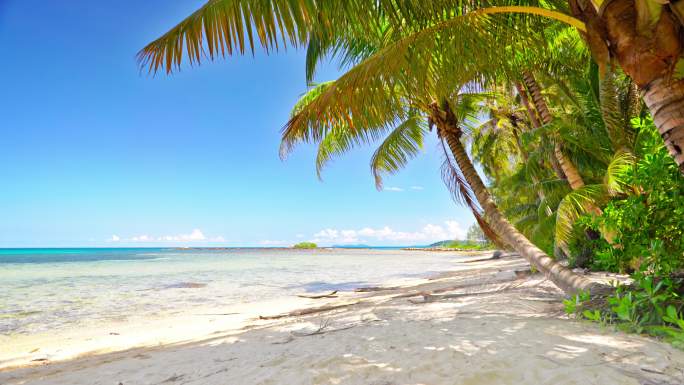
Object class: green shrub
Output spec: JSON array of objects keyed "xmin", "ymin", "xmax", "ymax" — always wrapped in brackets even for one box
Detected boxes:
[
  {"xmin": 566, "ymin": 276, "xmax": 684, "ymax": 349},
  {"xmin": 293, "ymin": 242, "xmax": 317, "ymax": 249},
  {"xmin": 441, "ymin": 240, "xmax": 492, "ymax": 250},
  {"xmin": 582, "ymin": 131, "xmax": 684, "ymax": 275},
  {"xmin": 567, "ymin": 118, "xmax": 684, "ymax": 348}
]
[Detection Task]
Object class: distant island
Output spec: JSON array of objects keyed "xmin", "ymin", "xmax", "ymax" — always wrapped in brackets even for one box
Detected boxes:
[
  {"xmin": 408, "ymin": 239, "xmax": 493, "ymax": 251},
  {"xmin": 293, "ymin": 242, "xmax": 317, "ymax": 249}
]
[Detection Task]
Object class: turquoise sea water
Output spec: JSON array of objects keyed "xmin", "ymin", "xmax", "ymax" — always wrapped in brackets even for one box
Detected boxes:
[
  {"xmin": 0, "ymin": 248, "xmax": 469, "ymax": 336},
  {"xmin": 0, "ymin": 248, "xmax": 166, "ymax": 264}
]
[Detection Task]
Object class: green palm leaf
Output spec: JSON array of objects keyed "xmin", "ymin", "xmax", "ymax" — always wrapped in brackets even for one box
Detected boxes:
[
  {"xmin": 554, "ymin": 184, "xmax": 608, "ymax": 250},
  {"xmin": 138, "ymin": 0, "xmax": 319, "ymax": 73},
  {"xmin": 604, "ymin": 150, "xmax": 636, "ymax": 196},
  {"xmin": 371, "ymin": 115, "xmax": 427, "ymax": 189}
]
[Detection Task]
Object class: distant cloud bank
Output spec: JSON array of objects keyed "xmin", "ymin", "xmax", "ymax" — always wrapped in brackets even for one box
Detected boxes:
[
  {"xmin": 311, "ymin": 221, "xmax": 465, "ymax": 245},
  {"xmin": 382, "ymin": 185, "xmax": 424, "ymax": 192},
  {"xmin": 107, "ymin": 222, "xmax": 465, "ymax": 247},
  {"xmin": 107, "ymin": 229, "xmax": 225, "ymax": 243}
]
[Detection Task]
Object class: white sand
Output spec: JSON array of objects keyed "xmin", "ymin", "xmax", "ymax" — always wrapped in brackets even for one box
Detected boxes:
[{"xmin": 2, "ymin": 254, "xmax": 684, "ymax": 385}]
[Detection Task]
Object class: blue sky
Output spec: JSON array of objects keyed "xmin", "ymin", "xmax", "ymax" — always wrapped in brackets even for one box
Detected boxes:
[{"xmin": 0, "ymin": 1, "xmax": 476, "ymax": 247}]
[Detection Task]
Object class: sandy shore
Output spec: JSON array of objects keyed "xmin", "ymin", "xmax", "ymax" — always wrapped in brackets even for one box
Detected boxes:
[{"xmin": 3, "ymin": 253, "xmax": 684, "ymax": 385}]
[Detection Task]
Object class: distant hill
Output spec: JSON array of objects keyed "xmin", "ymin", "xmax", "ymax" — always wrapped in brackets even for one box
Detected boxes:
[
  {"xmin": 427, "ymin": 240, "xmax": 454, "ymax": 248},
  {"xmin": 417, "ymin": 239, "xmax": 492, "ymax": 251}
]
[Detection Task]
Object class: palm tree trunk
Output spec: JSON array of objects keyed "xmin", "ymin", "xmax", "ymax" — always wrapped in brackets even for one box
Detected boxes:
[
  {"xmin": 643, "ymin": 78, "xmax": 684, "ymax": 173},
  {"xmin": 574, "ymin": 0, "xmax": 684, "ymax": 174},
  {"xmin": 515, "ymin": 82, "xmax": 541, "ymax": 129},
  {"xmin": 429, "ymin": 103, "xmax": 603, "ymax": 295},
  {"xmin": 514, "ymin": 83, "xmax": 554, "ymax": 216},
  {"xmin": 554, "ymin": 142, "xmax": 585, "ymax": 190},
  {"xmin": 517, "ymin": 81, "xmax": 567, "ymax": 181},
  {"xmin": 522, "ymin": 72, "xmax": 553, "ymax": 125},
  {"xmin": 522, "ymin": 71, "xmax": 587, "ymax": 190}
]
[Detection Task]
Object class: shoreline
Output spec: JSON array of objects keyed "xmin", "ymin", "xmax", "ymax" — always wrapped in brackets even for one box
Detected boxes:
[
  {"xmin": 1, "ymin": 250, "xmax": 485, "ymax": 371},
  {"xmin": 3, "ymin": 253, "xmax": 684, "ymax": 384}
]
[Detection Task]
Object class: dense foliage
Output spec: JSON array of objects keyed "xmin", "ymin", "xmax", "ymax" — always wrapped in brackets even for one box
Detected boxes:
[
  {"xmin": 293, "ymin": 242, "xmax": 317, "ymax": 249},
  {"xmin": 581, "ymin": 123, "xmax": 684, "ymax": 274},
  {"xmin": 441, "ymin": 240, "xmax": 492, "ymax": 251},
  {"xmin": 561, "ymin": 119, "xmax": 684, "ymax": 345}
]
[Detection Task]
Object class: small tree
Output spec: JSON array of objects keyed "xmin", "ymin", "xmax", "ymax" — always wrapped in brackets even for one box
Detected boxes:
[{"xmin": 293, "ymin": 242, "xmax": 317, "ymax": 249}]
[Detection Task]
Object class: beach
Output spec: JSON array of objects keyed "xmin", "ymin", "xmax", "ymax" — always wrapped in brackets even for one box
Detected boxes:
[
  {"xmin": 5, "ymin": 0, "xmax": 684, "ymax": 383},
  {"xmin": 0, "ymin": 248, "xmax": 503, "ymax": 367},
  {"xmin": 2, "ymin": 250, "xmax": 684, "ymax": 384}
]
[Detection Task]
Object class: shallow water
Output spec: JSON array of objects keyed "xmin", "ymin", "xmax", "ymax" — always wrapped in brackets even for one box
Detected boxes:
[{"xmin": 0, "ymin": 248, "xmax": 476, "ymax": 336}]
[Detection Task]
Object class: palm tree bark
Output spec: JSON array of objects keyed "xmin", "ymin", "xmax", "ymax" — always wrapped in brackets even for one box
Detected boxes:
[
  {"xmin": 515, "ymin": 82, "xmax": 541, "ymax": 129},
  {"xmin": 522, "ymin": 72, "xmax": 587, "ymax": 190},
  {"xmin": 522, "ymin": 72, "xmax": 554, "ymax": 124},
  {"xmin": 643, "ymin": 79, "xmax": 684, "ymax": 171},
  {"xmin": 554, "ymin": 142, "xmax": 585, "ymax": 190},
  {"xmin": 573, "ymin": 0, "xmax": 684, "ymax": 174},
  {"xmin": 429, "ymin": 103, "xmax": 603, "ymax": 295},
  {"xmin": 516, "ymin": 82, "xmax": 568, "ymax": 182}
]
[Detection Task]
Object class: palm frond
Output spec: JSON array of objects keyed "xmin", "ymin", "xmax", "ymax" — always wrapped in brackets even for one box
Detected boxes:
[
  {"xmin": 599, "ymin": 70, "xmax": 630, "ymax": 151},
  {"xmin": 290, "ymin": 81, "xmax": 335, "ymax": 116},
  {"xmin": 440, "ymin": 139, "xmax": 480, "ymax": 210},
  {"xmin": 554, "ymin": 184, "xmax": 608, "ymax": 250},
  {"xmin": 371, "ymin": 115, "xmax": 428, "ymax": 189},
  {"xmin": 138, "ymin": 0, "xmax": 323, "ymax": 73},
  {"xmin": 604, "ymin": 150, "xmax": 636, "ymax": 196},
  {"xmin": 313, "ymin": 125, "xmax": 360, "ymax": 179}
]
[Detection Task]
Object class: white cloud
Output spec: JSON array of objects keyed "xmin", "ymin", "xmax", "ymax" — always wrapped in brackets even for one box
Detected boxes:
[
  {"xmin": 159, "ymin": 229, "xmax": 206, "ymax": 242},
  {"xmin": 259, "ymin": 240, "xmax": 291, "ymax": 246},
  {"xmin": 312, "ymin": 221, "xmax": 466, "ymax": 245},
  {"xmin": 382, "ymin": 186, "xmax": 423, "ymax": 192},
  {"xmin": 445, "ymin": 221, "xmax": 464, "ymax": 239},
  {"xmin": 108, "ymin": 235, "xmax": 120, "ymax": 242},
  {"xmin": 117, "ymin": 229, "xmax": 225, "ymax": 243},
  {"xmin": 313, "ymin": 228, "xmax": 358, "ymax": 243}
]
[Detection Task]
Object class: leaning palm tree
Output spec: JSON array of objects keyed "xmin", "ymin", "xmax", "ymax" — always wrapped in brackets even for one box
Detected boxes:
[
  {"xmin": 428, "ymin": 99, "xmax": 601, "ymax": 294},
  {"xmin": 469, "ymin": 87, "xmax": 571, "ymax": 255},
  {"xmin": 285, "ymin": 73, "xmax": 602, "ymax": 294},
  {"xmin": 283, "ymin": 26, "xmax": 605, "ymax": 294},
  {"xmin": 138, "ymin": 0, "xmax": 609, "ymax": 294},
  {"xmin": 293, "ymin": 83, "xmax": 502, "ymax": 248},
  {"xmin": 138, "ymin": 0, "xmax": 684, "ymax": 174}
]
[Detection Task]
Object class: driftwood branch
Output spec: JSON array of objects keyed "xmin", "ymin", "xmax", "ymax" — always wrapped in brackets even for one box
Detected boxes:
[
  {"xmin": 258, "ymin": 302, "xmax": 359, "ymax": 320},
  {"xmin": 460, "ymin": 252, "xmax": 520, "ymax": 263},
  {"xmin": 354, "ymin": 286, "xmax": 400, "ymax": 292},
  {"xmin": 291, "ymin": 319, "xmax": 331, "ymax": 336},
  {"xmin": 296, "ymin": 290, "xmax": 338, "ymax": 299},
  {"xmin": 408, "ymin": 282, "xmax": 527, "ymax": 304},
  {"xmin": 291, "ymin": 318, "xmax": 372, "ymax": 337}
]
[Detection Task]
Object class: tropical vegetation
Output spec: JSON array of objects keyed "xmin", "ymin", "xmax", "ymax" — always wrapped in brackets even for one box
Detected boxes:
[
  {"xmin": 140, "ymin": 0, "xmax": 684, "ymax": 345},
  {"xmin": 293, "ymin": 242, "xmax": 318, "ymax": 249},
  {"xmin": 439, "ymin": 240, "xmax": 493, "ymax": 251}
]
